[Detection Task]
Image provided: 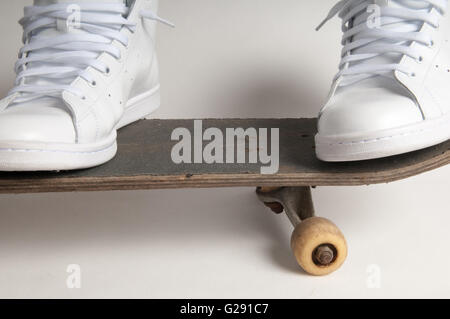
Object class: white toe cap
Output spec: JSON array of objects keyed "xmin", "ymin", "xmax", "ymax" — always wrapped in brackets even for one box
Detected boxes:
[
  {"xmin": 318, "ymin": 80, "xmax": 424, "ymax": 137},
  {"xmin": 0, "ymin": 101, "xmax": 76, "ymax": 144}
]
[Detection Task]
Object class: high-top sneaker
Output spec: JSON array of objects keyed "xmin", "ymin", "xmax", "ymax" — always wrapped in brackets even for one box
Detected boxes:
[
  {"xmin": 316, "ymin": 0, "xmax": 450, "ymax": 162},
  {"xmin": 0, "ymin": 0, "xmax": 172, "ymax": 171}
]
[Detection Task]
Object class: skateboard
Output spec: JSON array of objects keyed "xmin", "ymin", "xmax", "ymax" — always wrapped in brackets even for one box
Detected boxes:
[{"xmin": 0, "ymin": 119, "xmax": 448, "ymax": 276}]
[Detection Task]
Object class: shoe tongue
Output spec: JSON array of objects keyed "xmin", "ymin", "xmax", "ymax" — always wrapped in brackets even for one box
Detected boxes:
[
  {"xmin": 24, "ymin": 0, "xmax": 128, "ymax": 90},
  {"xmin": 343, "ymin": 0, "xmax": 432, "ymax": 86},
  {"xmin": 32, "ymin": 0, "xmax": 128, "ymax": 33}
]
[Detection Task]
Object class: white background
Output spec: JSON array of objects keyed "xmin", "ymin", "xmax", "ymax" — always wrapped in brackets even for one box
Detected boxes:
[{"xmin": 0, "ymin": 0, "xmax": 449, "ymax": 298}]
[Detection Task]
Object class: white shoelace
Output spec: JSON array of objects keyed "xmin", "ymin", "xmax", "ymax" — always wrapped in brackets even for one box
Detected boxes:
[
  {"xmin": 9, "ymin": 2, "xmax": 173, "ymax": 104},
  {"xmin": 317, "ymin": 0, "xmax": 447, "ymax": 87}
]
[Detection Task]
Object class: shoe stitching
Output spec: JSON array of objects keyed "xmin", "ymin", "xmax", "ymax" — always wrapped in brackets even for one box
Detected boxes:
[
  {"xmin": 317, "ymin": 116, "xmax": 449, "ymax": 146},
  {"xmin": 0, "ymin": 140, "xmax": 116, "ymax": 155}
]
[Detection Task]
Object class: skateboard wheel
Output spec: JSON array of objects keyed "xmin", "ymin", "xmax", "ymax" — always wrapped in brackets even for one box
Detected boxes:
[{"xmin": 291, "ymin": 217, "xmax": 347, "ymax": 276}]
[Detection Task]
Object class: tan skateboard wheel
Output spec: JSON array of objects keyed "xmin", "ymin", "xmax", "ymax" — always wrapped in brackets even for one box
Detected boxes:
[{"xmin": 291, "ymin": 217, "xmax": 347, "ymax": 276}]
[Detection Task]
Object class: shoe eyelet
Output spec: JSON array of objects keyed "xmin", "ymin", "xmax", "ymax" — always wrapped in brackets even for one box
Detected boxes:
[
  {"xmin": 105, "ymin": 67, "xmax": 111, "ymax": 76},
  {"xmin": 417, "ymin": 56, "xmax": 424, "ymax": 63},
  {"xmin": 429, "ymin": 40, "xmax": 435, "ymax": 48},
  {"xmin": 410, "ymin": 72, "xmax": 417, "ymax": 78}
]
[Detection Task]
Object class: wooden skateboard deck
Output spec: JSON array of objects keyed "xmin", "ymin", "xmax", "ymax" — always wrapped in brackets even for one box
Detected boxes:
[{"xmin": 0, "ymin": 118, "xmax": 448, "ymax": 194}]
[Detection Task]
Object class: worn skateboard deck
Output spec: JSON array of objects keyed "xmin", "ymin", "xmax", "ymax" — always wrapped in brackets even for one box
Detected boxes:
[{"xmin": 0, "ymin": 119, "xmax": 448, "ymax": 194}]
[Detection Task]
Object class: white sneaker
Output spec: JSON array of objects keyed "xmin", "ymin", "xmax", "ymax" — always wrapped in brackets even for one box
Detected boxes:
[
  {"xmin": 0, "ymin": 0, "xmax": 172, "ymax": 171},
  {"xmin": 316, "ymin": 0, "xmax": 450, "ymax": 162}
]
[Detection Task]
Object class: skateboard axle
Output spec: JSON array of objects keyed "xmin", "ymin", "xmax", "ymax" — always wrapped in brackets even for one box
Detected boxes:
[
  {"xmin": 257, "ymin": 187, "xmax": 348, "ymax": 276},
  {"xmin": 313, "ymin": 244, "xmax": 336, "ymax": 266}
]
